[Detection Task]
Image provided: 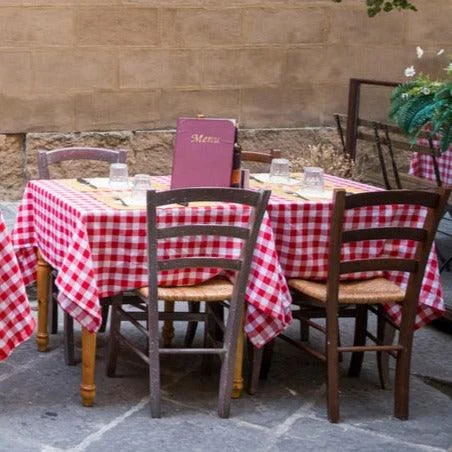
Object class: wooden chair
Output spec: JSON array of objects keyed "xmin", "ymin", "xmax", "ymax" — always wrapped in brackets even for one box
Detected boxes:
[
  {"xmin": 106, "ymin": 187, "xmax": 271, "ymax": 418},
  {"xmin": 241, "ymin": 149, "xmax": 282, "ymax": 164},
  {"xmin": 37, "ymin": 146, "xmax": 127, "ymax": 365},
  {"xmin": 280, "ymin": 188, "xmax": 449, "ymax": 422}
]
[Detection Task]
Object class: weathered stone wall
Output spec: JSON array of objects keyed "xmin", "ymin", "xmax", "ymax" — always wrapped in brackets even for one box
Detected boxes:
[
  {"xmin": 0, "ymin": 0, "xmax": 450, "ymax": 133},
  {"xmin": 1, "ymin": 127, "xmax": 388, "ymax": 200}
]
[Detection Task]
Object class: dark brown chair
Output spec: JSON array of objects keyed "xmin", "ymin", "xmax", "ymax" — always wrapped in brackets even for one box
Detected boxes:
[
  {"xmin": 37, "ymin": 146, "xmax": 127, "ymax": 365},
  {"xmin": 241, "ymin": 149, "xmax": 282, "ymax": 164},
  {"xmin": 275, "ymin": 188, "xmax": 448, "ymax": 422},
  {"xmin": 106, "ymin": 187, "xmax": 270, "ymax": 418}
]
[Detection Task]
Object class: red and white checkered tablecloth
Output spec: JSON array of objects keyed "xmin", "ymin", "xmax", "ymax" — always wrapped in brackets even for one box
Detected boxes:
[
  {"xmin": 265, "ymin": 174, "xmax": 445, "ymax": 328},
  {"xmin": 409, "ymin": 141, "xmax": 452, "ymax": 186},
  {"xmin": 11, "ymin": 174, "xmax": 445, "ymax": 351},
  {"xmin": 12, "ymin": 177, "xmax": 292, "ymax": 348},
  {"xmin": 0, "ymin": 211, "xmax": 35, "ymax": 361}
]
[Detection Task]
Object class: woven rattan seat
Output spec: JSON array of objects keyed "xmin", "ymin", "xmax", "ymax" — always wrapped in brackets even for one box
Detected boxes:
[
  {"xmin": 288, "ymin": 277, "xmax": 405, "ymax": 305},
  {"xmin": 138, "ymin": 278, "xmax": 233, "ymax": 302}
]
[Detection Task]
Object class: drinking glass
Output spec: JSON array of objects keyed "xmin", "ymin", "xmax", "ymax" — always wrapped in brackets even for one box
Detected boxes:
[
  {"xmin": 131, "ymin": 174, "xmax": 152, "ymax": 203},
  {"xmin": 269, "ymin": 158, "xmax": 291, "ymax": 184},
  {"xmin": 302, "ymin": 167, "xmax": 324, "ymax": 193},
  {"xmin": 109, "ymin": 163, "xmax": 129, "ymax": 189}
]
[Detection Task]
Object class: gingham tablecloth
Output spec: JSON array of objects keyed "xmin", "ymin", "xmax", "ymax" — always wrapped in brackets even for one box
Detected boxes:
[
  {"xmin": 264, "ymin": 174, "xmax": 445, "ymax": 328},
  {"xmin": 0, "ymin": 211, "xmax": 35, "ymax": 361},
  {"xmin": 12, "ymin": 177, "xmax": 292, "ymax": 348},
  {"xmin": 409, "ymin": 141, "xmax": 452, "ymax": 185}
]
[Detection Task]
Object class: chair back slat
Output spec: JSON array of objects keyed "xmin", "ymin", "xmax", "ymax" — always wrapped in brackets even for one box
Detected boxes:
[
  {"xmin": 156, "ymin": 225, "xmax": 250, "ymax": 240},
  {"xmin": 241, "ymin": 149, "xmax": 282, "ymax": 164},
  {"xmin": 344, "ymin": 190, "xmax": 440, "ymax": 209},
  {"xmin": 37, "ymin": 147, "xmax": 127, "ymax": 179},
  {"xmin": 158, "ymin": 258, "xmax": 242, "ymax": 272},
  {"xmin": 156, "ymin": 187, "xmax": 262, "ymax": 207},
  {"xmin": 340, "ymin": 259, "xmax": 418, "ymax": 275},
  {"xmin": 342, "ymin": 227, "xmax": 427, "ymax": 243}
]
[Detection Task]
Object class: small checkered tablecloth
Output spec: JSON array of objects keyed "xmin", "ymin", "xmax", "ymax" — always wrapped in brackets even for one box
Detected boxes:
[
  {"xmin": 409, "ymin": 140, "xmax": 452, "ymax": 185},
  {"xmin": 0, "ymin": 211, "xmax": 35, "ymax": 361},
  {"xmin": 263, "ymin": 174, "xmax": 445, "ymax": 328},
  {"xmin": 12, "ymin": 177, "xmax": 292, "ymax": 348}
]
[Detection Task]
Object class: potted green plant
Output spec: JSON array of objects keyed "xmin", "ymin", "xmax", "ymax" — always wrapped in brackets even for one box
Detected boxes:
[{"xmin": 389, "ymin": 48, "xmax": 452, "ymax": 153}]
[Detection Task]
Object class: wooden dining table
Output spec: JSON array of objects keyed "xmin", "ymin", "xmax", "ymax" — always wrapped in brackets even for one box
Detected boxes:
[
  {"xmin": 11, "ymin": 174, "xmax": 446, "ymax": 406},
  {"xmin": 0, "ymin": 211, "xmax": 35, "ymax": 361}
]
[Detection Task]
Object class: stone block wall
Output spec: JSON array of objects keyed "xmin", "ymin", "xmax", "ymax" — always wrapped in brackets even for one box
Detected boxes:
[{"xmin": 0, "ymin": 0, "xmax": 450, "ymax": 132}]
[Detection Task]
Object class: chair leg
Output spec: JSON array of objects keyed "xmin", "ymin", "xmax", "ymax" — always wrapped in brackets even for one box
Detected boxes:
[
  {"xmin": 162, "ymin": 301, "xmax": 175, "ymax": 347},
  {"xmin": 201, "ymin": 304, "xmax": 214, "ymax": 375},
  {"xmin": 247, "ymin": 343, "xmax": 263, "ymax": 395},
  {"xmin": 376, "ymin": 306, "xmax": 396, "ymax": 389},
  {"xmin": 300, "ymin": 320, "xmax": 310, "ymax": 342},
  {"xmin": 99, "ymin": 298, "xmax": 110, "ymax": 333},
  {"xmin": 348, "ymin": 304, "xmax": 368, "ymax": 378},
  {"xmin": 326, "ymin": 311, "xmax": 340, "ymax": 423},
  {"xmin": 148, "ymin": 299, "xmax": 161, "ymax": 418},
  {"xmin": 394, "ymin": 321, "xmax": 415, "ymax": 420},
  {"xmin": 106, "ymin": 295, "xmax": 122, "ymax": 377},
  {"xmin": 217, "ymin": 304, "xmax": 244, "ymax": 418},
  {"xmin": 49, "ymin": 276, "xmax": 58, "ymax": 334},
  {"xmin": 64, "ymin": 312, "xmax": 76, "ymax": 366},
  {"xmin": 259, "ymin": 339, "xmax": 275, "ymax": 380},
  {"xmin": 184, "ymin": 301, "xmax": 200, "ymax": 347}
]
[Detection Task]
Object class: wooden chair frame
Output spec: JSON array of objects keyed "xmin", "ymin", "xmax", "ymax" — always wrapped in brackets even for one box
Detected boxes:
[
  {"xmin": 106, "ymin": 187, "xmax": 270, "ymax": 418},
  {"xmin": 37, "ymin": 146, "xmax": 127, "ymax": 365},
  {"xmin": 280, "ymin": 188, "xmax": 449, "ymax": 422}
]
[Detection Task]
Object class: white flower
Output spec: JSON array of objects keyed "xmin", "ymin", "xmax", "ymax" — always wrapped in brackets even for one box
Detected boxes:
[
  {"xmin": 401, "ymin": 93, "xmax": 409, "ymax": 100},
  {"xmin": 416, "ymin": 46, "xmax": 424, "ymax": 58},
  {"xmin": 437, "ymin": 49, "xmax": 445, "ymax": 56},
  {"xmin": 404, "ymin": 66, "xmax": 416, "ymax": 77},
  {"xmin": 421, "ymin": 87, "xmax": 431, "ymax": 95}
]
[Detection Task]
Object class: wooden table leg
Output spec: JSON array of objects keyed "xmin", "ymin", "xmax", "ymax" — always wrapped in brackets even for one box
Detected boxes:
[
  {"xmin": 36, "ymin": 250, "xmax": 51, "ymax": 352},
  {"xmin": 231, "ymin": 306, "xmax": 245, "ymax": 399},
  {"xmin": 80, "ymin": 327, "xmax": 97, "ymax": 407}
]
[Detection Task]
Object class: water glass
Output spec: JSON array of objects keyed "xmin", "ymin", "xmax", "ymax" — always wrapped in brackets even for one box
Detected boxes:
[
  {"xmin": 132, "ymin": 174, "xmax": 152, "ymax": 203},
  {"xmin": 269, "ymin": 158, "xmax": 291, "ymax": 184},
  {"xmin": 109, "ymin": 163, "xmax": 129, "ymax": 189},
  {"xmin": 302, "ymin": 167, "xmax": 324, "ymax": 193}
]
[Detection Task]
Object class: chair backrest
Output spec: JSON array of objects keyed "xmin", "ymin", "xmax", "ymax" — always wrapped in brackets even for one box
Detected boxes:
[
  {"xmin": 146, "ymin": 188, "xmax": 271, "ymax": 309},
  {"xmin": 371, "ymin": 121, "xmax": 442, "ymax": 190},
  {"xmin": 37, "ymin": 147, "xmax": 127, "ymax": 179},
  {"xmin": 334, "ymin": 114, "xmax": 442, "ymax": 190},
  {"xmin": 327, "ymin": 188, "xmax": 449, "ymax": 313},
  {"xmin": 241, "ymin": 149, "xmax": 282, "ymax": 164}
]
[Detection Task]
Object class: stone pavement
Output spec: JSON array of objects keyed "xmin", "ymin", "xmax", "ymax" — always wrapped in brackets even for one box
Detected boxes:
[{"xmin": 0, "ymin": 203, "xmax": 451, "ymax": 452}]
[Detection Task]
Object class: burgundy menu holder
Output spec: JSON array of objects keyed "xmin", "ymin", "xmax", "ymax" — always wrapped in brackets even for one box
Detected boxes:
[{"xmin": 171, "ymin": 117, "xmax": 237, "ymax": 189}]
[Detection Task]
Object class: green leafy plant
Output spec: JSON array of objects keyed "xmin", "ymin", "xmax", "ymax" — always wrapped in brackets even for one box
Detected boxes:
[
  {"xmin": 332, "ymin": 0, "xmax": 417, "ymax": 17},
  {"xmin": 389, "ymin": 49, "xmax": 452, "ymax": 153}
]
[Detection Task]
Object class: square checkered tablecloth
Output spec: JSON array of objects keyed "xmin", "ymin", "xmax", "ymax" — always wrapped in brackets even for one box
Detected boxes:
[
  {"xmin": 0, "ymin": 211, "xmax": 35, "ymax": 361},
  {"xmin": 12, "ymin": 177, "xmax": 292, "ymax": 348}
]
